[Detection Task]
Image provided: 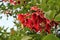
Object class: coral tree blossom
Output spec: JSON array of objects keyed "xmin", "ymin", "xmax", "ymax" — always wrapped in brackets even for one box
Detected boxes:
[{"xmin": 17, "ymin": 6, "xmax": 58, "ymax": 33}]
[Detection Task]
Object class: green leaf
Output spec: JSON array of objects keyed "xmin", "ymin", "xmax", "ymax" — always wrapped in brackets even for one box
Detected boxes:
[
  {"xmin": 25, "ymin": 5, "xmax": 30, "ymax": 9},
  {"xmin": 21, "ymin": 36, "xmax": 32, "ymax": 40},
  {"xmin": 41, "ymin": 4, "xmax": 49, "ymax": 11},
  {"xmin": 31, "ymin": 0, "xmax": 37, "ymax": 5},
  {"xmin": 54, "ymin": 13, "xmax": 60, "ymax": 21},
  {"xmin": 49, "ymin": 10, "xmax": 56, "ymax": 20},
  {"xmin": 32, "ymin": 34, "xmax": 42, "ymax": 40},
  {"xmin": 45, "ymin": 10, "xmax": 56, "ymax": 20},
  {"xmin": 42, "ymin": 34, "xmax": 59, "ymax": 40}
]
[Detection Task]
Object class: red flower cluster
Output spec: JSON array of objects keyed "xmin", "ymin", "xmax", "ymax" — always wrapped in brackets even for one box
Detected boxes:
[
  {"xmin": 9, "ymin": 0, "xmax": 20, "ymax": 5},
  {"xmin": 17, "ymin": 6, "xmax": 58, "ymax": 33}
]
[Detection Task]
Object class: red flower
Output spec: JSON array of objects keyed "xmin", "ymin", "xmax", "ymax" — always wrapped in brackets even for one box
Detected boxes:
[
  {"xmin": 17, "ymin": 6, "xmax": 58, "ymax": 34},
  {"xmin": 17, "ymin": 14, "xmax": 25, "ymax": 24},
  {"xmin": 14, "ymin": 1, "xmax": 17, "ymax": 5},
  {"xmin": 45, "ymin": 24, "xmax": 51, "ymax": 33},
  {"xmin": 9, "ymin": 0, "xmax": 13, "ymax": 3},
  {"xmin": 40, "ymin": 18, "xmax": 51, "ymax": 33},
  {"xmin": 50, "ymin": 21, "xmax": 58, "ymax": 27},
  {"xmin": 9, "ymin": 0, "xmax": 17, "ymax": 5},
  {"xmin": 37, "ymin": 15, "xmax": 43, "ymax": 23},
  {"xmin": 46, "ymin": 18, "xmax": 51, "ymax": 24},
  {"xmin": 24, "ymin": 12, "xmax": 31, "ymax": 17},
  {"xmin": 33, "ymin": 21, "xmax": 40, "ymax": 32},
  {"xmin": 31, "ymin": 13, "xmax": 37, "ymax": 22},
  {"xmin": 30, "ymin": 6, "xmax": 39, "ymax": 11},
  {"xmin": 25, "ymin": 19, "xmax": 33, "ymax": 30}
]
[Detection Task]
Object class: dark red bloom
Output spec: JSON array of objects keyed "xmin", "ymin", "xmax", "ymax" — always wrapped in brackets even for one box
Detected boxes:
[
  {"xmin": 31, "ymin": 13, "xmax": 37, "ymax": 22},
  {"xmin": 33, "ymin": 22, "xmax": 40, "ymax": 32},
  {"xmin": 25, "ymin": 19, "xmax": 33, "ymax": 30},
  {"xmin": 50, "ymin": 21, "xmax": 58, "ymax": 27},
  {"xmin": 17, "ymin": 1, "xmax": 20, "ymax": 4},
  {"xmin": 24, "ymin": 1, "xmax": 26, "ymax": 4},
  {"xmin": 17, "ymin": 6, "xmax": 58, "ymax": 34},
  {"xmin": 45, "ymin": 24, "xmax": 51, "ymax": 33}
]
